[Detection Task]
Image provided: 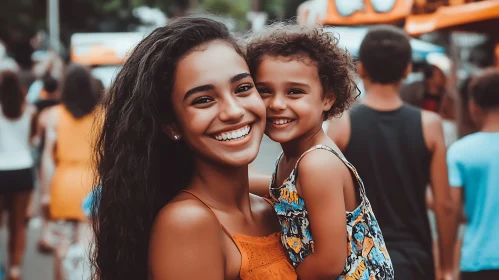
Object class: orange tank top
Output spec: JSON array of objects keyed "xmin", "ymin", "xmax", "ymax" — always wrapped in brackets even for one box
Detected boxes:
[{"xmin": 182, "ymin": 190, "xmax": 297, "ymax": 280}]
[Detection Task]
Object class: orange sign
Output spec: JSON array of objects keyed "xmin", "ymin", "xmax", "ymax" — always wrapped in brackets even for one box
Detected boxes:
[
  {"xmin": 323, "ymin": 0, "xmax": 414, "ymax": 25},
  {"xmin": 406, "ymin": 1, "xmax": 499, "ymax": 36}
]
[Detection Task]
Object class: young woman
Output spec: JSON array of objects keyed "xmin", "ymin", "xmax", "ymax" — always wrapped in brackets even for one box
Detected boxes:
[
  {"xmin": 0, "ymin": 71, "xmax": 37, "ymax": 280},
  {"xmin": 92, "ymin": 17, "xmax": 297, "ymax": 280}
]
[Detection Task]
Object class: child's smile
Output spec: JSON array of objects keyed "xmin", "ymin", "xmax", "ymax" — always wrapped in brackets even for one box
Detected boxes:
[{"xmin": 255, "ymin": 55, "xmax": 330, "ymax": 144}]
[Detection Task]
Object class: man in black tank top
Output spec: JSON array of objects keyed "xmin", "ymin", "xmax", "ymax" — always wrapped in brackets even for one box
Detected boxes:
[{"xmin": 327, "ymin": 26, "xmax": 458, "ymax": 280}]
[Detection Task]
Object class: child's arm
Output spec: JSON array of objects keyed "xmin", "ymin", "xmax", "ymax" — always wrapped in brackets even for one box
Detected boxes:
[
  {"xmin": 294, "ymin": 150, "xmax": 348, "ymax": 280},
  {"xmin": 248, "ymin": 165, "xmax": 271, "ymax": 197}
]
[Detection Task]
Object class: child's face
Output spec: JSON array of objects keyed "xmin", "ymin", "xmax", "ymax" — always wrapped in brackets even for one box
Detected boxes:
[{"xmin": 255, "ymin": 55, "xmax": 331, "ymax": 144}]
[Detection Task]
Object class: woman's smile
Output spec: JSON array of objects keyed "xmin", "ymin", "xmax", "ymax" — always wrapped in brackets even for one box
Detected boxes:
[{"xmin": 210, "ymin": 123, "xmax": 254, "ymax": 147}]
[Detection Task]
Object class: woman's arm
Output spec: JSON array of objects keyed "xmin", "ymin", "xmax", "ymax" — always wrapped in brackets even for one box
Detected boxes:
[
  {"xmin": 294, "ymin": 150, "xmax": 348, "ymax": 280},
  {"xmin": 248, "ymin": 165, "xmax": 271, "ymax": 197},
  {"xmin": 149, "ymin": 201, "xmax": 225, "ymax": 280}
]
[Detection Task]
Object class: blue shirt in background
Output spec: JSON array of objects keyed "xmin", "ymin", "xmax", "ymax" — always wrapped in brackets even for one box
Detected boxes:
[{"xmin": 447, "ymin": 132, "xmax": 499, "ymax": 272}]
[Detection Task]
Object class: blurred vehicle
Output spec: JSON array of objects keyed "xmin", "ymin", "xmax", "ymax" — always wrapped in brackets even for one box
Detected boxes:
[{"xmin": 70, "ymin": 32, "xmax": 146, "ymax": 88}]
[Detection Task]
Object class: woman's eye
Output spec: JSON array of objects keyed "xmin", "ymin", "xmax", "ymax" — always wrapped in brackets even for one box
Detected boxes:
[
  {"xmin": 192, "ymin": 97, "xmax": 213, "ymax": 105},
  {"xmin": 289, "ymin": 89, "xmax": 304, "ymax": 95},
  {"xmin": 235, "ymin": 84, "xmax": 254, "ymax": 94}
]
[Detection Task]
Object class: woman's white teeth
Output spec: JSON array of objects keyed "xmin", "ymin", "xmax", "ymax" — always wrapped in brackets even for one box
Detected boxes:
[
  {"xmin": 215, "ymin": 125, "xmax": 250, "ymax": 141},
  {"xmin": 273, "ymin": 119, "xmax": 293, "ymax": 125}
]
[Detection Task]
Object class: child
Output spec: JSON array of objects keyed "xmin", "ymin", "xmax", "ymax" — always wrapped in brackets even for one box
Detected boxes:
[
  {"xmin": 246, "ymin": 24, "xmax": 394, "ymax": 279},
  {"xmin": 447, "ymin": 69, "xmax": 499, "ymax": 280},
  {"xmin": 326, "ymin": 25, "xmax": 458, "ymax": 280}
]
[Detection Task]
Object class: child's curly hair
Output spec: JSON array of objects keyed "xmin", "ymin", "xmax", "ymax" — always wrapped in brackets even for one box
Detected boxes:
[{"xmin": 246, "ymin": 23, "xmax": 359, "ymax": 120}]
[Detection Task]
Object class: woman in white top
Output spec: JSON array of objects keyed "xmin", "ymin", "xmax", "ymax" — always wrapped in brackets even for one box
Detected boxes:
[{"xmin": 0, "ymin": 71, "xmax": 37, "ymax": 280}]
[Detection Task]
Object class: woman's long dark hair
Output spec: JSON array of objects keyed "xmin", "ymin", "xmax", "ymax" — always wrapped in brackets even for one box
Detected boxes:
[
  {"xmin": 92, "ymin": 17, "xmax": 244, "ymax": 280},
  {"xmin": 61, "ymin": 64, "xmax": 100, "ymax": 118},
  {"xmin": 0, "ymin": 71, "xmax": 25, "ymax": 119}
]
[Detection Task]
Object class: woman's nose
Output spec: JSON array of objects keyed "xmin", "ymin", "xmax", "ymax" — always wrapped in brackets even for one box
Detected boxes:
[{"xmin": 219, "ymin": 95, "xmax": 244, "ymax": 122}]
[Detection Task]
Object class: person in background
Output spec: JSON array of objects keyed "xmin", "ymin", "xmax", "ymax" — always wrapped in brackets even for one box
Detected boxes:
[
  {"xmin": 456, "ymin": 76, "xmax": 479, "ymax": 138},
  {"xmin": 35, "ymin": 75, "xmax": 60, "ymax": 113},
  {"xmin": 33, "ymin": 74, "xmax": 61, "ymax": 253},
  {"xmin": 41, "ymin": 64, "xmax": 101, "ymax": 280},
  {"xmin": 448, "ymin": 69, "xmax": 499, "ymax": 280},
  {"xmin": 327, "ymin": 25, "xmax": 458, "ymax": 280},
  {"xmin": 0, "ymin": 71, "xmax": 37, "ymax": 280},
  {"xmin": 26, "ymin": 50, "xmax": 63, "ymax": 104},
  {"xmin": 400, "ymin": 63, "xmax": 456, "ymax": 120}
]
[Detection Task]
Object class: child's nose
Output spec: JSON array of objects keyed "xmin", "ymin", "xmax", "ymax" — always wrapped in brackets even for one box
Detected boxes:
[{"xmin": 269, "ymin": 95, "xmax": 287, "ymax": 111}]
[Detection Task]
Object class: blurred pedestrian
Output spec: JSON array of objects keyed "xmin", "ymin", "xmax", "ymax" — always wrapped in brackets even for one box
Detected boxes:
[
  {"xmin": 26, "ymin": 50, "xmax": 63, "ymax": 104},
  {"xmin": 448, "ymin": 69, "xmax": 499, "ymax": 280},
  {"xmin": 400, "ymin": 64, "xmax": 456, "ymax": 120},
  {"xmin": 0, "ymin": 71, "xmax": 37, "ymax": 280},
  {"xmin": 33, "ymin": 74, "xmax": 61, "ymax": 253},
  {"xmin": 456, "ymin": 76, "xmax": 480, "ymax": 138},
  {"xmin": 34, "ymin": 75, "xmax": 60, "ymax": 113},
  {"xmin": 327, "ymin": 25, "xmax": 459, "ymax": 280},
  {"xmin": 40, "ymin": 64, "xmax": 101, "ymax": 280}
]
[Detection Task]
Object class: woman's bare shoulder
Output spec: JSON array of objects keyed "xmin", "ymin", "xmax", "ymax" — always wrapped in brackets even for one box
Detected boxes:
[
  {"xmin": 152, "ymin": 194, "xmax": 223, "ymax": 237},
  {"xmin": 149, "ymin": 194, "xmax": 226, "ymax": 278}
]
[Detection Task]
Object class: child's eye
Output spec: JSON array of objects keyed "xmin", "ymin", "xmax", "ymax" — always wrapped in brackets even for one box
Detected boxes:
[
  {"xmin": 235, "ymin": 84, "xmax": 254, "ymax": 94},
  {"xmin": 192, "ymin": 96, "xmax": 214, "ymax": 105},
  {"xmin": 257, "ymin": 87, "xmax": 271, "ymax": 95},
  {"xmin": 288, "ymin": 89, "xmax": 304, "ymax": 95}
]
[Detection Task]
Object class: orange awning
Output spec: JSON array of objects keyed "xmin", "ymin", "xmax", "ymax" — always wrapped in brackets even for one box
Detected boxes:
[{"xmin": 405, "ymin": 1, "xmax": 499, "ymax": 36}]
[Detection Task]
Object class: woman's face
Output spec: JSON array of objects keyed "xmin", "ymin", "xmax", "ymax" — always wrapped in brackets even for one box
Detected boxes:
[{"xmin": 170, "ymin": 40, "xmax": 266, "ymax": 167}]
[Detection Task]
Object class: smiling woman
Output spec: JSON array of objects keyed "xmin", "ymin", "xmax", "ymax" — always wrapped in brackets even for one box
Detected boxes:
[{"xmin": 92, "ymin": 17, "xmax": 297, "ymax": 280}]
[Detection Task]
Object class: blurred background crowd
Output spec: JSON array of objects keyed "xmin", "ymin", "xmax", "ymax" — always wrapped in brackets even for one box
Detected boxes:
[{"xmin": 0, "ymin": 0, "xmax": 498, "ymax": 279}]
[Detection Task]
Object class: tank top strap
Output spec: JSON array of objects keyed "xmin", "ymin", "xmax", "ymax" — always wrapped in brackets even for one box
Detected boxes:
[
  {"xmin": 293, "ymin": 145, "xmax": 368, "ymax": 201},
  {"xmin": 262, "ymin": 196, "xmax": 274, "ymax": 207},
  {"xmin": 180, "ymin": 190, "xmax": 235, "ymax": 239}
]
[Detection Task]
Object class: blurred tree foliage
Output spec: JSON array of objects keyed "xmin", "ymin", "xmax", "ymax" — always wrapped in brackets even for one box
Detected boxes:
[{"xmin": 1, "ymin": 0, "xmax": 306, "ymax": 66}]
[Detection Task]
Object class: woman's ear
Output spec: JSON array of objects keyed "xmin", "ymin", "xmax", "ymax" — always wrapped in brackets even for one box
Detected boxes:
[{"xmin": 161, "ymin": 124, "xmax": 182, "ymax": 141}]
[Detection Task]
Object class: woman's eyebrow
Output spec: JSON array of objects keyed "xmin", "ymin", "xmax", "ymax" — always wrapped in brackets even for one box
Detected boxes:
[
  {"xmin": 230, "ymin": 72, "xmax": 251, "ymax": 83},
  {"xmin": 184, "ymin": 84, "xmax": 215, "ymax": 100},
  {"xmin": 184, "ymin": 72, "xmax": 251, "ymax": 100}
]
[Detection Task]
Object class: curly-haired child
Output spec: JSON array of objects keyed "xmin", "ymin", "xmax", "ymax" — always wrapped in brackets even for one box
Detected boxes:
[{"xmin": 247, "ymin": 23, "xmax": 394, "ymax": 279}]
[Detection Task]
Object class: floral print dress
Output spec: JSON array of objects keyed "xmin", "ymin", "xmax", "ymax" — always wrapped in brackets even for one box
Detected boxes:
[{"xmin": 269, "ymin": 145, "xmax": 394, "ymax": 279}]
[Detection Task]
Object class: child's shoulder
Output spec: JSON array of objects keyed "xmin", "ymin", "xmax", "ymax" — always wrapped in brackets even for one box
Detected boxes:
[
  {"xmin": 448, "ymin": 132, "xmax": 486, "ymax": 158},
  {"xmin": 296, "ymin": 145, "xmax": 349, "ymax": 186}
]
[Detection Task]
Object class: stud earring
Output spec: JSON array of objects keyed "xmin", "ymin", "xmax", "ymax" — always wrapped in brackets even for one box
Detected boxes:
[{"xmin": 173, "ymin": 135, "xmax": 180, "ymax": 140}]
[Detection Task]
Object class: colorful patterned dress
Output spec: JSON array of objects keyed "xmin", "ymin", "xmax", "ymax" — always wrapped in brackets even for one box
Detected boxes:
[{"xmin": 269, "ymin": 145, "xmax": 394, "ymax": 279}]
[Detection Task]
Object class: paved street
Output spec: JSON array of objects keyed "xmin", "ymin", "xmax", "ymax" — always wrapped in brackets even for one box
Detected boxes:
[{"xmin": 1, "ymin": 136, "xmax": 282, "ymax": 280}]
